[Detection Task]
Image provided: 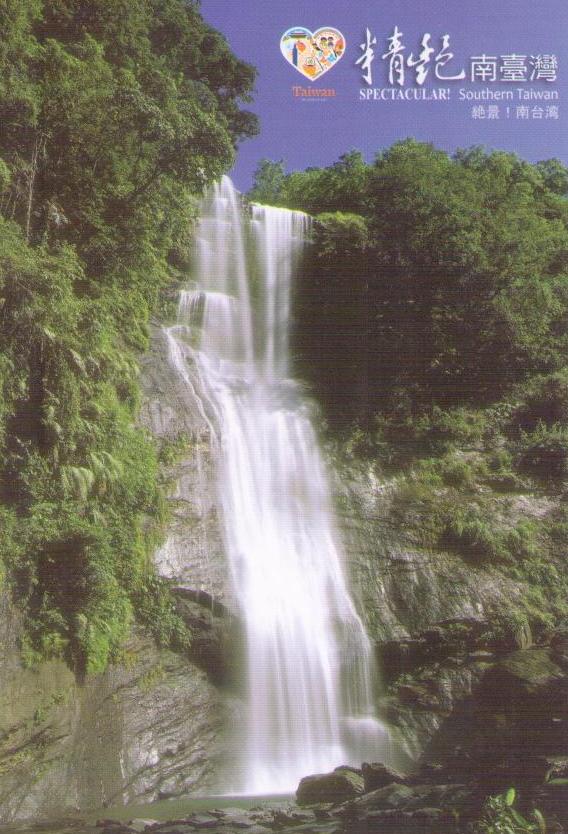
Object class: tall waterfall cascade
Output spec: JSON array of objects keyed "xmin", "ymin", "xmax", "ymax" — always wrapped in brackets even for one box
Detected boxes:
[{"xmin": 165, "ymin": 176, "xmax": 388, "ymax": 794}]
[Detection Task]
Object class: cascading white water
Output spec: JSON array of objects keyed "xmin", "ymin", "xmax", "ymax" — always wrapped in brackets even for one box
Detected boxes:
[{"xmin": 166, "ymin": 176, "xmax": 388, "ymax": 794}]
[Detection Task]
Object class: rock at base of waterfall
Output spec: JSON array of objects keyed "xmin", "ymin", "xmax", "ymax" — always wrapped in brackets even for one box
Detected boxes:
[
  {"xmin": 353, "ymin": 807, "xmax": 458, "ymax": 834},
  {"xmin": 361, "ymin": 762, "xmax": 408, "ymax": 792},
  {"xmin": 127, "ymin": 820, "xmax": 160, "ymax": 832},
  {"xmin": 338, "ymin": 780, "xmax": 478, "ymax": 827},
  {"xmin": 296, "ymin": 768, "xmax": 365, "ymax": 805}
]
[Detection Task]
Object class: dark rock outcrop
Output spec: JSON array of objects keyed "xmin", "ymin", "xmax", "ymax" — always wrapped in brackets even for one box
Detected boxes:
[
  {"xmin": 472, "ymin": 647, "xmax": 568, "ymax": 777},
  {"xmin": 296, "ymin": 768, "xmax": 365, "ymax": 805},
  {"xmin": 172, "ymin": 588, "xmax": 244, "ymax": 686},
  {"xmin": 361, "ymin": 762, "xmax": 408, "ymax": 793}
]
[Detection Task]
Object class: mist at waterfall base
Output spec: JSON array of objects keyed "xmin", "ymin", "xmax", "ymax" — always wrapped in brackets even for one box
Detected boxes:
[{"xmin": 165, "ymin": 177, "xmax": 389, "ymax": 795}]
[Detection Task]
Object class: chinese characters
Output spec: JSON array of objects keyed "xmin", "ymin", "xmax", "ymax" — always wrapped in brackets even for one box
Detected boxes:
[{"xmin": 358, "ymin": 27, "xmax": 558, "ymax": 87}]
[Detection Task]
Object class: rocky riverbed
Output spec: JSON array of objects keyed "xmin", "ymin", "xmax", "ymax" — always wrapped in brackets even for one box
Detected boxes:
[{"xmin": 3, "ymin": 757, "xmax": 564, "ymax": 834}]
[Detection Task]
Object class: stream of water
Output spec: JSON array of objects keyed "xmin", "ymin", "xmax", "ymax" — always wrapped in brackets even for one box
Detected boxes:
[{"xmin": 166, "ymin": 176, "xmax": 387, "ymax": 794}]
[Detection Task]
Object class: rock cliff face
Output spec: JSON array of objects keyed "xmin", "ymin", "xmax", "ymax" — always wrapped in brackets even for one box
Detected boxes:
[
  {"xmin": 0, "ymin": 324, "xmax": 562, "ymax": 823},
  {"xmin": 335, "ymin": 454, "xmax": 564, "ymax": 766},
  {"xmin": 337, "ymin": 460, "xmax": 530, "ymax": 641},
  {"xmin": 138, "ymin": 324, "xmax": 231, "ymax": 609},
  {"xmin": 0, "ymin": 325, "xmax": 239, "ymax": 823},
  {"xmin": 0, "ymin": 589, "xmax": 230, "ymax": 822}
]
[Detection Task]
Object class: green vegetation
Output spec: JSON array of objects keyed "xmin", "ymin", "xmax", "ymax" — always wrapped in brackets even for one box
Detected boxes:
[
  {"xmin": 252, "ymin": 144, "xmax": 568, "ymax": 428},
  {"xmin": 132, "ymin": 575, "xmax": 191, "ymax": 652},
  {"xmin": 475, "ymin": 788, "xmax": 546, "ymax": 834},
  {"xmin": 253, "ymin": 144, "xmax": 568, "ymax": 630},
  {"xmin": 0, "ymin": 0, "xmax": 257, "ymax": 674},
  {"xmin": 383, "ymin": 436, "xmax": 566, "ymax": 628}
]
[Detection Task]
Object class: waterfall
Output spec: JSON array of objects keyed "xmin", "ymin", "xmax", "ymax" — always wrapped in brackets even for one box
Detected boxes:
[{"xmin": 166, "ymin": 176, "xmax": 388, "ymax": 794}]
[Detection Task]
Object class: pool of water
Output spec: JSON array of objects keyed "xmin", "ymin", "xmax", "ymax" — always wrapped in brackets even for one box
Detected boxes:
[{"xmin": 0, "ymin": 794, "xmax": 295, "ymax": 834}]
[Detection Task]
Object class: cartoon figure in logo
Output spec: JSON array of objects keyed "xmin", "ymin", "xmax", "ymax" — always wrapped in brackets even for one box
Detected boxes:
[
  {"xmin": 307, "ymin": 38, "xmax": 326, "ymax": 72},
  {"xmin": 315, "ymin": 36, "xmax": 330, "ymax": 68},
  {"xmin": 322, "ymin": 36, "xmax": 336, "ymax": 64},
  {"xmin": 328, "ymin": 37, "xmax": 339, "ymax": 60},
  {"xmin": 292, "ymin": 42, "xmax": 299, "ymax": 66}
]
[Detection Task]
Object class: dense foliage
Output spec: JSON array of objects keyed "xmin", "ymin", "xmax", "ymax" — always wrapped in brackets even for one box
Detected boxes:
[
  {"xmin": 0, "ymin": 0, "xmax": 257, "ymax": 674},
  {"xmin": 251, "ymin": 145, "xmax": 568, "ymax": 428},
  {"xmin": 252, "ymin": 145, "xmax": 568, "ymax": 628}
]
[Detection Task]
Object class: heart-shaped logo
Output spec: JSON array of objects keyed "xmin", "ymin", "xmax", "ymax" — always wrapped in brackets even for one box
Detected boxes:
[{"xmin": 281, "ymin": 27, "xmax": 346, "ymax": 81}]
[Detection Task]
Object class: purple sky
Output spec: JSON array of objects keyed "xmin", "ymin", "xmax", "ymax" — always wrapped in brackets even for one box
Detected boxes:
[{"xmin": 200, "ymin": 0, "xmax": 567, "ymax": 192}]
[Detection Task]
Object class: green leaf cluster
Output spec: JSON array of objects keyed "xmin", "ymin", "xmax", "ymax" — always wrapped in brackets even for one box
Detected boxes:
[{"xmin": 475, "ymin": 788, "xmax": 546, "ymax": 834}]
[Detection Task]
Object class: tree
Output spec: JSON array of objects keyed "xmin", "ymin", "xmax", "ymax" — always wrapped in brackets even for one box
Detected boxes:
[{"xmin": 248, "ymin": 159, "xmax": 286, "ymax": 204}]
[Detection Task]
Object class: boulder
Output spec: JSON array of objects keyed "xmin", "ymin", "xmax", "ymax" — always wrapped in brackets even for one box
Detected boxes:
[
  {"xmin": 346, "ymin": 782, "xmax": 416, "ymax": 811},
  {"xmin": 361, "ymin": 762, "xmax": 408, "ymax": 792},
  {"xmin": 352, "ymin": 809, "xmax": 414, "ymax": 834},
  {"xmin": 346, "ymin": 780, "xmax": 476, "ymax": 813},
  {"xmin": 474, "ymin": 648, "xmax": 568, "ymax": 763},
  {"xmin": 334, "ymin": 764, "xmax": 363, "ymax": 777},
  {"xmin": 271, "ymin": 807, "xmax": 316, "ymax": 827},
  {"xmin": 296, "ymin": 768, "xmax": 365, "ymax": 805},
  {"xmin": 422, "ymin": 627, "xmax": 445, "ymax": 646},
  {"xmin": 481, "ymin": 648, "xmax": 565, "ymax": 699},
  {"xmin": 180, "ymin": 813, "xmax": 220, "ymax": 829}
]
